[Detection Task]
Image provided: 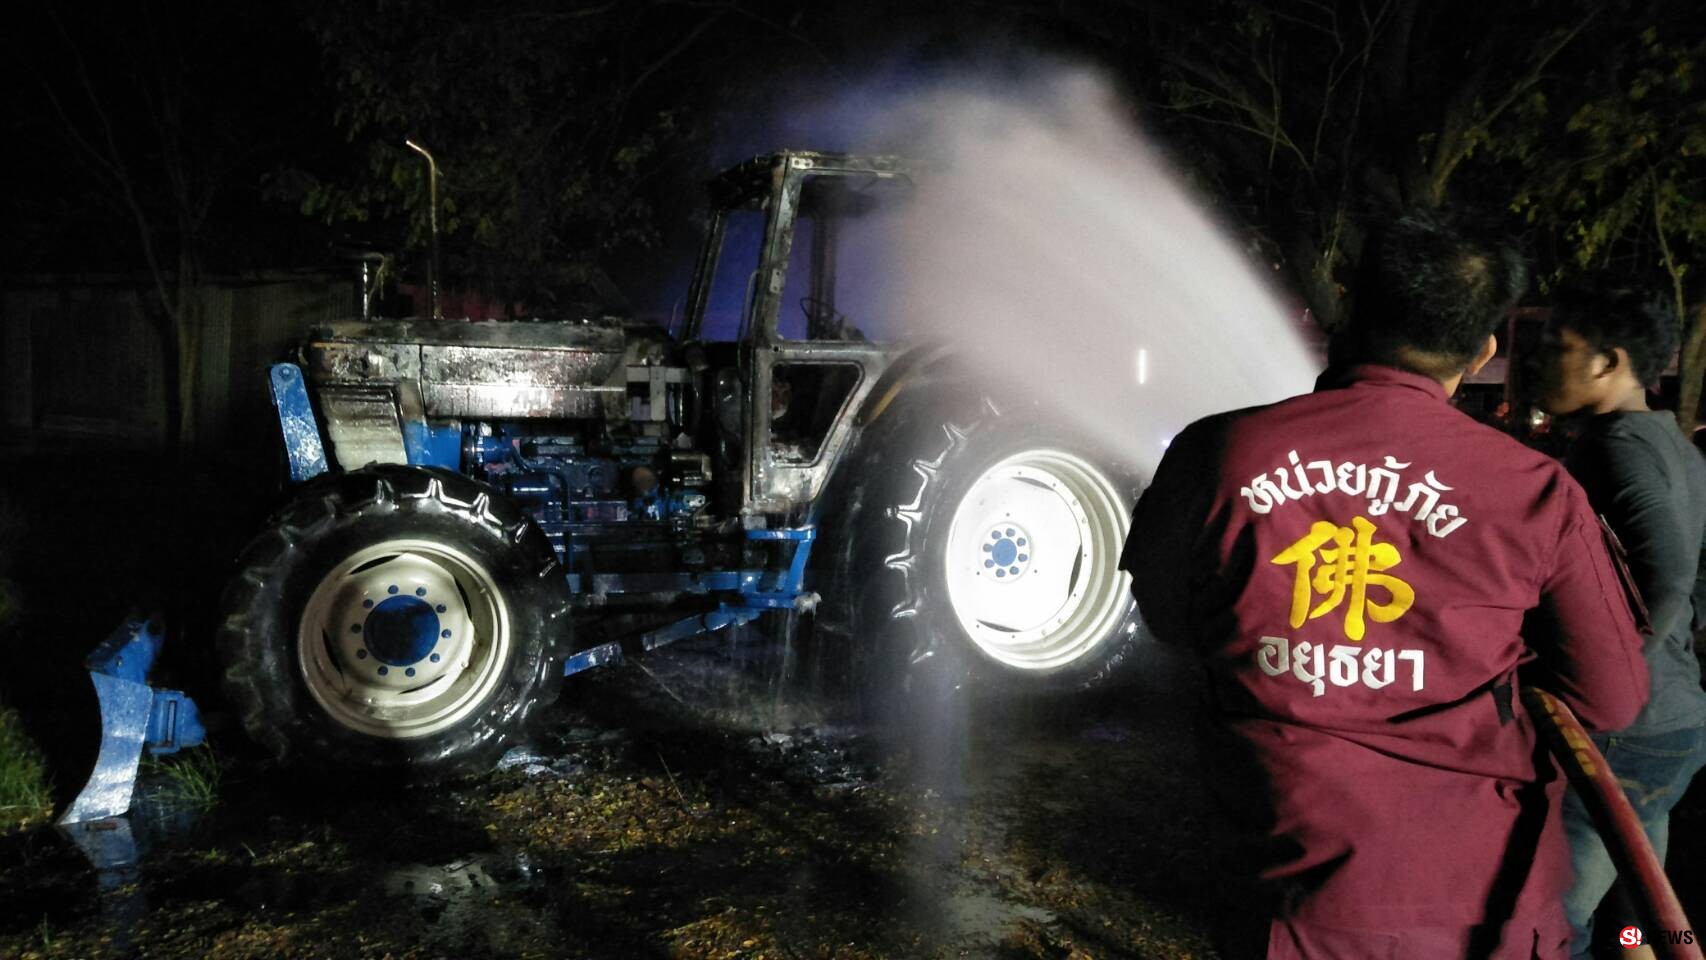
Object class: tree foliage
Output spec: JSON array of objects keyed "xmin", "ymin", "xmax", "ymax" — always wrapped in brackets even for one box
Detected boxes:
[
  {"xmin": 15, "ymin": 0, "xmax": 1699, "ymax": 425},
  {"xmin": 1027, "ymin": 0, "xmax": 1703, "ymax": 423},
  {"xmin": 282, "ymin": 0, "xmax": 773, "ymax": 313},
  {"xmin": 1496, "ymin": 2, "xmax": 1706, "ymax": 428},
  {"xmin": 1101, "ymin": 0, "xmax": 1603, "ymax": 333}
]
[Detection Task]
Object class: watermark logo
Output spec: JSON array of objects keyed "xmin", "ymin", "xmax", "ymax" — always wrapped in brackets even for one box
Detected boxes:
[{"xmin": 1622, "ymin": 925, "xmax": 1700, "ymax": 948}]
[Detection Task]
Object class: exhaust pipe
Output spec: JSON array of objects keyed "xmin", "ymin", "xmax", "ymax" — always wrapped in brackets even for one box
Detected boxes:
[
  {"xmin": 355, "ymin": 251, "xmax": 387, "ymax": 322},
  {"xmin": 404, "ymin": 139, "xmax": 442, "ymax": 320}
]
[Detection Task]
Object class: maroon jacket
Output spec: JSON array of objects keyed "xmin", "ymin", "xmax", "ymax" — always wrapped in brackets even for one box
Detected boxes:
[{"xmin": 1124, "ymin": 364, "xmax": 1648, "ymax": 955}]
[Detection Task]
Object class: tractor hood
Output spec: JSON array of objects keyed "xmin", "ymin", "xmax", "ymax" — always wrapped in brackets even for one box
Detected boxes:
[{"xmin": 302, "ymin": 317, "xmax": 629, "ymax": 420}]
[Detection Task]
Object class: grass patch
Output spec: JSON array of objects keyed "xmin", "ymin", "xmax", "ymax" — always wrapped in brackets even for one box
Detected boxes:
[
  {"xmin": 143, "ymin": 745, "xmax": 223, "ymax": 808},
  {"xmin": 0, "ymin": 704, "xmax": 52, "ymax": 833}
]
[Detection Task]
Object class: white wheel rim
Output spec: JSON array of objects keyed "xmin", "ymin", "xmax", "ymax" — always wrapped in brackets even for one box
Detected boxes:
[
  {"xmin": 943, "ymin": 450, "xmax": 1132, "ymax": 670},
  {"xmin": 298, "ymin": 538, "xmax": 510, "ymax": 739}
]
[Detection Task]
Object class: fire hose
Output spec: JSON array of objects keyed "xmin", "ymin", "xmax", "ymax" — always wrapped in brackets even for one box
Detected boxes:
[{"xmin": 1524, "ymin": 687, "xmax": 1702, "ymax": 959}]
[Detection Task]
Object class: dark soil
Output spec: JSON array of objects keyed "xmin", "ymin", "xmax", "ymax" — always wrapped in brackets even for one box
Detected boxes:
[
  {"xmin": 2, "ymin": 624, "xmax": 1704, "ymax": 959},
  {"xmin": 0, "ymin": 632, "xmax": 1276, "ymax": 960}
]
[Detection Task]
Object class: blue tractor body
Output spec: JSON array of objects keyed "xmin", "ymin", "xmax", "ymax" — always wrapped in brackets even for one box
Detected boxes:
[{"xmin": 206, "ymin": 150, "xmax": 1143, "ymax": 778}]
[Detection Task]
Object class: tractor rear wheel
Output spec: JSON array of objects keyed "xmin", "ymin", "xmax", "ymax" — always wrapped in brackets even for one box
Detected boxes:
[
  {"xmin": 850, "ymin": 390, "xmax": 1146, "ymax": 698},
  {"xmin": 217, "ymin": 466, "xmax": 570, "ymax": 778}
]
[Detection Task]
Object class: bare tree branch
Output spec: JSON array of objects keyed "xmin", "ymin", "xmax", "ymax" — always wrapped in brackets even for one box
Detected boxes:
[
  {"xmin": 1426, "ymin": 7, "xmax": 1600, "ymax": 205},
  {"xmin": 1166, "ymin": 54, "xmax": 1313, "ymax": 174}
]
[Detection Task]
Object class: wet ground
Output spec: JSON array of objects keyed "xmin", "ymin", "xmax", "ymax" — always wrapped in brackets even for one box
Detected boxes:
[
  {"xmin": 0, "ymin": 629, "xmax": 1269, "ymax": 960},
  {"xmin": 2, "ymin": 629, "xmax": 1701, "ymax": 960}
]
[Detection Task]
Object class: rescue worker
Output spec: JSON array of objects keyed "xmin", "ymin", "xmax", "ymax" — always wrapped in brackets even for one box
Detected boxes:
[
  {"xmin": 1123, "ymin": 214, "xmax": 1649, "ymax": 958},
  {"xmin": 1535, "ymin": 283, "xmax": 1706, "ymax": 957}
]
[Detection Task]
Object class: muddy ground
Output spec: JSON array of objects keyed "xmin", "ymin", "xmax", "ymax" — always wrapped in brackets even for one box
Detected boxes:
[{"xmin": 2, "ymin": 630, "xmax": 1702, "ymax": 960}]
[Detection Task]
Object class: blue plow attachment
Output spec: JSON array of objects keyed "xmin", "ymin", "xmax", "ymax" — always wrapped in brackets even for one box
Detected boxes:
[{"xmin": 58, "ymin": 617, "xmax": 206, "ymax": 825}]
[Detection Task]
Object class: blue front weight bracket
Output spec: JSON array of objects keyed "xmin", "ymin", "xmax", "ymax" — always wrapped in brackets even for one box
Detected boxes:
[{"xmin": 270, "ymin": 362, "xmax": 329, "ymax": 483}]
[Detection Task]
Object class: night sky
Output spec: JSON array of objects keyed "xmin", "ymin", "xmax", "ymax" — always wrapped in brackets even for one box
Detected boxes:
[{"xmin": 14, "ymin": 0, "xmax": 1698, "ymax": 328}]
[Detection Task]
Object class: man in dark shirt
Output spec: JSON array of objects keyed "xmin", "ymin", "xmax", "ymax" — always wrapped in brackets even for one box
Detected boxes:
[
  {"xmin": 1123, "ymin": 215, "xmax": 1649, "ymax": 958},
  {"xmin": 1536, "ymin": 284, "xmax": 1706, "ymax": 957}
]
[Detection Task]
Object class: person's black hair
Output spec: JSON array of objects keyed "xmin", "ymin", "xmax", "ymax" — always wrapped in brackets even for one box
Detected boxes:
[
  {"xmin": 1337, "ymin": 212, "xmax": 1528, "ymax": 378},
  {"xmin": 1548, "ymin": 280, "xmax": 1680, "ymax": 388}
]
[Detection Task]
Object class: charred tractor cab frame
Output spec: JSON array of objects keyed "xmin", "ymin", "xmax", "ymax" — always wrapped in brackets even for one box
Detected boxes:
[{"xmin": 224, "ymin": 151, "xmax": 1145, "ymax": 777}]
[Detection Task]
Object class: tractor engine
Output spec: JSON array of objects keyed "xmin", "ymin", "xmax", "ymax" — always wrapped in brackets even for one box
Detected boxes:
[{"xmin": 298, "ymin": 316, "xmax": 719, "ymax": 582}]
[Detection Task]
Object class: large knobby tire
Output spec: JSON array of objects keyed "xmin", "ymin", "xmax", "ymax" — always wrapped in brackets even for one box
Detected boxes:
[
  {"xmin": 217, "ymin": 465, "xmax": 571, "ymax": 778},
  {"xmin": 851, "ymin": 390, "xmax": 1146, "ymax": 697}
]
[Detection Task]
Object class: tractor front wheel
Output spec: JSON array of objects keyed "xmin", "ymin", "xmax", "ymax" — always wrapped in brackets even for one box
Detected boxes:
[{"xmin": 217, "ymin": 466, "xmax": 570, "ymax": 778}]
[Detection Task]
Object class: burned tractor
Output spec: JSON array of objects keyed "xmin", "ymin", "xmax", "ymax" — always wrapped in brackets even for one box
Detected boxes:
[{"xmin": 219, "ymin": 151, "xmax": 1146, "ymax": 776}]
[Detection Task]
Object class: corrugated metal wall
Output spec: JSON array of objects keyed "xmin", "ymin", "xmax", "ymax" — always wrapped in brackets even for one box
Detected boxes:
[{"xmin": 0, "ymin": 273, "xmax": 352, "ymax": 452}]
